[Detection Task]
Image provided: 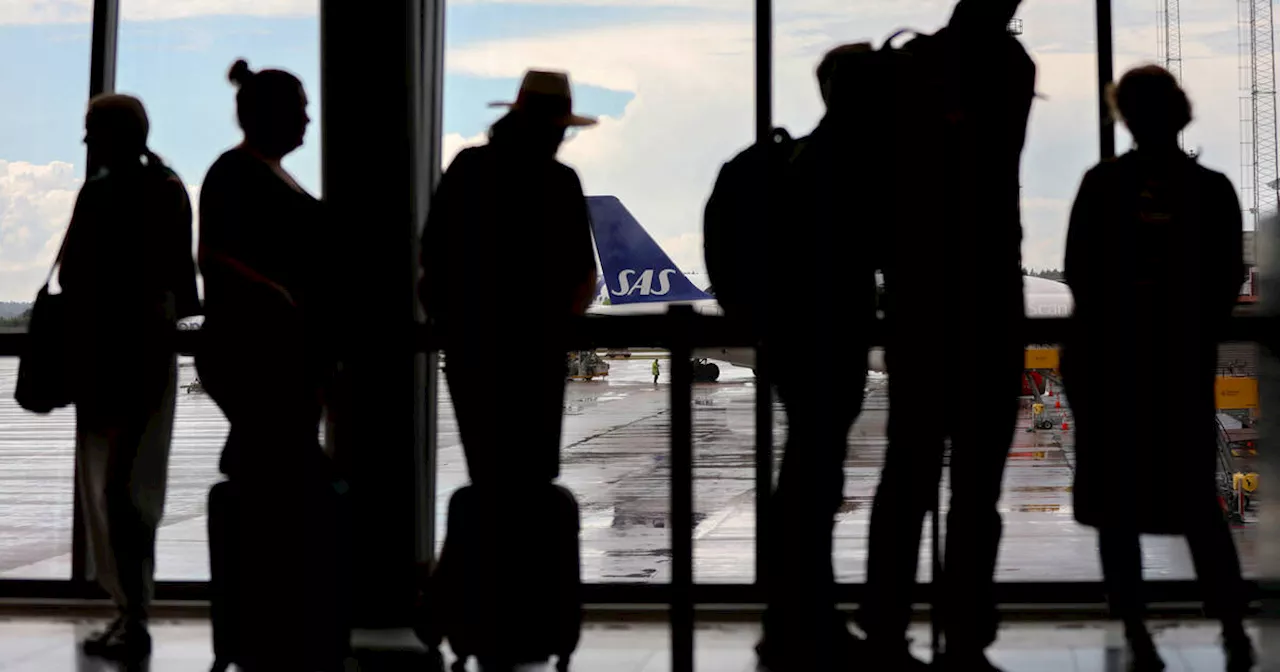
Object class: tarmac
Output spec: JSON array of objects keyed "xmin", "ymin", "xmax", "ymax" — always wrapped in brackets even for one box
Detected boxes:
[{"xmin": 0, "ymin": 357, "xmax": 1261, "ymax": 583}]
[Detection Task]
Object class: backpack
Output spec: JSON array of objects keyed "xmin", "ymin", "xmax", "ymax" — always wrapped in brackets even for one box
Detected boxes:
[
  {"xmin": 703, "ymin": 127, "xmax": 798, "ymax": 334},
  {"xmin": 701, "ymin": 29, "xmax": 951, "ymax": 330}
]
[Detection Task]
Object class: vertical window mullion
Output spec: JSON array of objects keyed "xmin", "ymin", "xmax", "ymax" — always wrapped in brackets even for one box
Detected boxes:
[
  {"xmin": 73, "ymin": 0, "xmax": 121, "ymax": 592},
  {"xmin": 1096, "ymin": 0, "xmax": 1116, "ymax": 160},
  {"xmin": 753, "ymin": 0, "xmax": 774, "ymax": 593}
]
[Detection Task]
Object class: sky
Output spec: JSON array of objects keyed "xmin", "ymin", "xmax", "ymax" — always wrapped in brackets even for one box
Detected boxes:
[{"xmin": 0, "ymin": 0, "xmax": 1264, "ymax": 301}]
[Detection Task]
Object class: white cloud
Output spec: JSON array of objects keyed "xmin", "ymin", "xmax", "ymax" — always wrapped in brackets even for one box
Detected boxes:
[
  {"xmin": 122, "ymin": 0, "xmax": 315, "ymax": 21},
  {"xmin": 0, "ymin": 1, "xmax": 90, "ymax": 25},
  {"xmin": 442, "ymin": 2, "xmax": 1124, "ymax": 272},
  {"xmin": 0, "ymin": 0, "xmax": 314, "ymax": 25},
  {"xmin": 13, "ymin": 0, "xmax": 1249, "ymax": 279},
  {"xmin": 0, "ymin": 161, "xmax": 81, "ymax": 301}
]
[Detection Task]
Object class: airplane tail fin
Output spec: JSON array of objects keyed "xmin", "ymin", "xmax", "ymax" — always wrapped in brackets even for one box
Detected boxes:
[{"xmin": 588, "ymin": 196, "xmax": 712, "ymax": 305}]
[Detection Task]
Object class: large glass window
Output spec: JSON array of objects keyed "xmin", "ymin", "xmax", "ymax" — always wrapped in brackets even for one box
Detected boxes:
[
  {"xmin": 1, "ymin": 0, "xmax": 1270, "ymax": 599},
  {"xmin": 0, "ymin": 4, "xmax": 92, "ymax": 579},
  {"xmin": 113, "ymin": 0, "xmax": 321, "ymax": 580}
]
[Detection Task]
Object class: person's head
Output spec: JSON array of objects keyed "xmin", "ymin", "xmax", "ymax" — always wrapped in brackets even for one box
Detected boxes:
[
  {"xmin": 488, "ymin": 111, "xmax": 568, "ymax": 157},
  {"xmin": 228, "ymin": 59, "xmax": 309, "ymax": 159},
  {"xmin": 950, "ymin": 0, "xmax": 1024, "ymax": 32},
  {"xmin": 816, "ymin": 42, "xmax": 875, "ymax": 111},
  {"xmin": 1109, "ymin": 65, "xmax": 1192, "ymax": 148},
  {"xmin": 85, "ymin": 94, "xmax": 151, "ymax": 169},
  {"xmin": 487, "ymin": 70, "xmax": 596, "ymax": 157}
]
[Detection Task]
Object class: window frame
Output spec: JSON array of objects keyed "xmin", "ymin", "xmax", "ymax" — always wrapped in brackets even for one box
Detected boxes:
[{"xmin": 0, "ymin": 0, "xmax": 1273, "ymax": 619}]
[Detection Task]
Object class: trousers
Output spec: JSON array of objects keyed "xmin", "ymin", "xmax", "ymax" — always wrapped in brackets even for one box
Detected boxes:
[
  {"xmin": 76, "ymin": 356, "xmax": 176, "ymax": 620},
  {"xmin": 760, "ymin": 348, "xmax": 868, "ymax": 642},
  {"xmin": 446, "ymin": 348, "xmax": 567, "ymax": 486},
  {"xmin": 861, "ymin": 334, "xmax": 1023, "ymax": 650}
]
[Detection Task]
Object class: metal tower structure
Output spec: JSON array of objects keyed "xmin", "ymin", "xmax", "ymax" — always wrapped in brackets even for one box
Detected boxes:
[
  {"xmin": 1239, "ymin": 0, "xmax": 1279, "ymax": 228},
  {"xmin": 1157, "ymin": 0, "xmax": 1183, "ymax": 81}
]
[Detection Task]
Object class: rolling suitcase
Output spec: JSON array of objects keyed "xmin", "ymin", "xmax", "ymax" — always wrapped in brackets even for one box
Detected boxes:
[
  {"xmin": 207, "ymin": 475, "xmax": 353, "ymax": 672},
  {"xmin": 434, "ymin": 482, "xmax": 583, "ymax": 672}
]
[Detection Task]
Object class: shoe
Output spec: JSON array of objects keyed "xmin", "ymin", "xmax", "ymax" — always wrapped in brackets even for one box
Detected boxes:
[
  {"xmin": 82, "ymin": 616, "xmax": 126, "ymax": 657},
  {"xmin": 755, "ymin": 629, "xmax": 864, "ymax": 671},
  {"xmin": 864, "ymin": 638, "xmax": 931, "ymax": 671},
  {"xmin": 82, "ymin": 617, "xmax": 151, "ymax": 662},
  {"xmin": 1127, "ymin": 645, "xmax": 1165, "ymax": 672},
  {"xmin": 1224, "ymin": 631, "xmax": 1255, "ymax": 672},
  {"xmin": 1124, "ymin": 627, "xmax": 1165, "ymax": 672},
  {"xmin": 934, "ymin": 650, "xmax": 1002, "ymax": 672}
]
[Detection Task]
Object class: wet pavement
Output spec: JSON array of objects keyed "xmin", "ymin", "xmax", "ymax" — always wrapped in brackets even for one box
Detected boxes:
[{"xmin": 0, "ymin": 357, "xmax": 1262, "ymax": 583}]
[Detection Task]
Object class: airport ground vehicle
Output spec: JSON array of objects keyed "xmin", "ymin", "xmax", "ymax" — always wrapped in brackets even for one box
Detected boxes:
[
  {"xmin": 1216, "ymin": 416, "xmax": 1259, "ymax": 524},
  {"xmin": 567, "ymin": 351, "xmax": 610, "ymax": 381},
  {"xmin": 691, "ymin": 359, "xmax": 719, "ymax": 383}
]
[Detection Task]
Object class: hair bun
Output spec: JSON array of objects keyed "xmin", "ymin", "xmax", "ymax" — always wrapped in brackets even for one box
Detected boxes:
[{"xmin": 228, "ymin": 59, "xmax": 253, "ymax": 87}]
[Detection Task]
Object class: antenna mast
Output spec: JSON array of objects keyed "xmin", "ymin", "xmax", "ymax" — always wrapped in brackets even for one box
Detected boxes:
[{"xmin": 1239, "ymin": 0, "xmax": 1279, "ymax": 228}]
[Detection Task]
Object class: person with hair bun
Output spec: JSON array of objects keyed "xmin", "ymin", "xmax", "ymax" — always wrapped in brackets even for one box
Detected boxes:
[
  {"xmin": 196, "ymin": 58, "xmax": 326, "ymax": 480},
  {"xmin": 1063, "ymin": 65, "xmax": 1255, "ymax": 671},
  {"xmin": 58, "ymin": 93, "xmax": 199, "ymax": 662},
  {"xmin": 196, "ymin": 60, "xmax": 348, "ymax": 671}
]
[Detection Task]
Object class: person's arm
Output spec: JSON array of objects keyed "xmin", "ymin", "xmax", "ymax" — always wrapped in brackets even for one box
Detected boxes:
[
  {"xmin": 162, "ymin": 176, "xmax": 201, "ymax": 319},
  {"xmin": 419, "ymin": 151, "xmax": 469, "ymax": 322},
  {"xmin": 1210, "ymin": 173, "xmax": 1246, "ymax": 319},
  {"xmin": 201, "ymin": 249, "xmax": 297, "ymax": 307},
  {"xmin": 55, "ymin": 184, "xmax": 95, "ymax": 294},
  {"xmin": 949, "ymin": 0, "xmax": 1024, "ymax": 36},
  {"xmin": 565, "ymin": 170, "xmax": 598, "ymax": 316},
  {"xmin": 197, "ymin": 167, "xmax": 297, "ymax": 308},
  {"xmin": 1064, "ymin": 166, "xmax": 1102, "ymax": 310}
]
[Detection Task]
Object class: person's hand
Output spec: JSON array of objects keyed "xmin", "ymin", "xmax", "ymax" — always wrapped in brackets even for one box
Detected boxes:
[{"xmin": 205, "ymin": 249, "xmax": 297, "ymax": 308}]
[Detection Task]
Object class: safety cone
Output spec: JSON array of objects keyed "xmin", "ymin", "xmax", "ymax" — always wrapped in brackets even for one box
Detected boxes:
[
  {"xmin": 1055, "ymin": 399, "xmax": 1062, "ymax": 409},
  {"xmin": 1061, "ymin": 420, "xmax": 1070, "ymax": 431},
  {"xmin": 1047, "ymin": 384, "xmax": 1054, "ymax": 397}
]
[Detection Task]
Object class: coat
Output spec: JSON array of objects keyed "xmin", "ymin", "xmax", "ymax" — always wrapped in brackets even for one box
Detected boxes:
[
  {"xmin": 1062, "ymin": 150, "xmax": 1244, "ymax": 534},
  {"xmin": 59, "ymin": 162, "xmax": 199, "ymax": 416},
  {"xmin": 419, "ymin": 141, "xmax": 597, "ymax": 352}
]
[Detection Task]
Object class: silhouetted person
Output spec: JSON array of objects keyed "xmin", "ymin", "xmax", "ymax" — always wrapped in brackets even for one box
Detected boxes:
[
  {"xmin": 59, "ymin": 93, "xmax": 199, "ymax": 661},
  {"xmin": 197, "ymin": 59, "xmax": 331, "ymax": 482},
  {"xmin": 419, "ymin": 70, "xmax": 597, "ymax": 669},
  {"xmin": 742, "ymin": 43, "xmax": 884, "ymax": 671},
  {"xmin": 197, "ymin": 59, "xmax": 347, "ymax": 671},
  {"xmin": 1062, "ymin": 65, "xmax": 1255, "ymax": 672},
  {"xmin": 864, "ymin": 1, "xmax": 1035, "ymax": 669},
  {"xmin": 419, "ymin": 70, "xmax": 597, "ymax": 488}
]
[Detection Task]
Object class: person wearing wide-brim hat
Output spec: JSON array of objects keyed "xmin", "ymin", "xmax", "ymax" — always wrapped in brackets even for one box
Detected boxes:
[
  {"xmin": 417, "ymin": 66, "xmax": 599, "ymax": 661},
  {"xmin": 487, "ymin": 69, "xmax": 599, "ymax": 129}
]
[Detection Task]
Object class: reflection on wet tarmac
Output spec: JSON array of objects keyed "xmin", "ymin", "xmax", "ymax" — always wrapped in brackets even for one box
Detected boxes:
[{"xmin": 0, "ymin": 358, "xmax": 1263, "ymax": 585}]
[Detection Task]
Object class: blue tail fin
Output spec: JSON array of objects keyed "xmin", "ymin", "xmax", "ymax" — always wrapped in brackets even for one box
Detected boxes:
[{"xmin": 588, "ymin": 196, "xmax": 712, "ymax": 305}]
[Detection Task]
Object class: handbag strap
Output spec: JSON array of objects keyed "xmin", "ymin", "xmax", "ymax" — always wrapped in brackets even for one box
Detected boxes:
[{"xmin": 43, "ymin": 206, "xmax": 78, "ymax": 289}]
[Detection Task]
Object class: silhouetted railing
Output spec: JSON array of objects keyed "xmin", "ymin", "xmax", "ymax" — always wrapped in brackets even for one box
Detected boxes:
[{"xmin": 2, "ymin": 313, "xmax": 1275, "ymax": 358}]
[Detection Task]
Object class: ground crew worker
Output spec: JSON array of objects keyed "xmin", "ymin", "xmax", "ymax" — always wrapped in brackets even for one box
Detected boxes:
[{"xmin": 652, "ymin": 359, "xmax": 660, "ymax": 385}]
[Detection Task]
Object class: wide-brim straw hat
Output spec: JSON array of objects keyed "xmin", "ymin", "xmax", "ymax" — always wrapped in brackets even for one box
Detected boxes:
[{"xmin": 488, "ymin": 69, "xmax": 598, "ymax": 128}]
